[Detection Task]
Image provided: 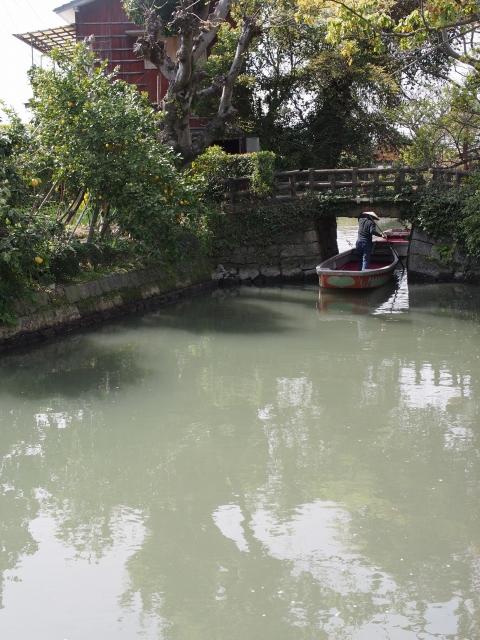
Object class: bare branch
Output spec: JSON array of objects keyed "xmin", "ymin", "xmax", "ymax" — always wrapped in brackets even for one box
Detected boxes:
[
  {"xmin": 199, "ymin": 16, "xmax": 260, "ymax": 149},
  {"xmin": 133, "ymin": 7, "xmax": 176, "ymax": 81},
  {"xmin": 193, "ymin": 0, "xmax": 233, "ymax": 62},
  {"xmin": 440, "ymin": 28, "xmax": 480, "ymax": 71}
]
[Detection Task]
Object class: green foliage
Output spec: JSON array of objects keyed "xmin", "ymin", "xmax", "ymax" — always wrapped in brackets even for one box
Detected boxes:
[
  {"xmin": 0, "ymin": 44, "xmax": 216, "ymax": 323},
  {"xmin": 27, "ymin": 43, "xmax": 211, "ymax": 259},
  {"xmin": 0, "ymin": 204, "xmax": 62, "ymax": 322},
  {"xmin": 211, "ymin": 194, "xmax": 333, "ymax": 254},
  {"xmin": 394, "ymin": 83, "xmax": 480, "ymax": 169},
  {"xmin": 29, "ymin": 44, "xmax": 175, "ymax": 213},
  {"xmin": 190, "ymin": 146, "xmax": 276, "ymax": 200},
  {"xmin": 233, "ymin": 0, "xmax": 405, "ymax": 169},
  {"xmin": 461, "ymin": 175, "xmax": 480, "ymax": 258},
  {"xmin": 0, "ymin": 105, "xmax": 30, "ymax": 206},
  {"xmin": 411, "ymin": 183, "xmax": 464, "ymax": 240},
  {"xmin": 410, "ymin": 173, "xmax": 480, "ymax": 259},
  {"xmin": 123, "ymin": 0, "xmax": 180, "ymax": 24}
]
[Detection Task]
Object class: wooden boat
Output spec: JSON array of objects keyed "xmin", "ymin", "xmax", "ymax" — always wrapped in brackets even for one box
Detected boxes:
[
  {"xmin": 316, "ymin": 244, "xmax": 399, "ymax": 289},
  {"xmin": 374, "ymin": 228, "xmax": 410, "ymax": 257}
]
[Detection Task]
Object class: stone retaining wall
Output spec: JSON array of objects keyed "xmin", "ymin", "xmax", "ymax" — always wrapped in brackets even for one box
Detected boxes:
[
  {"xmin": 213, "ymin": 221, "xmax": 337, "ymax": 286},
  {"xmin": 0, "ymin": 261, "xmax": 214, "ymax": 352},
  {"xmin": 408, "ymin": 228, "xmax": 480, "ymax": 283}
]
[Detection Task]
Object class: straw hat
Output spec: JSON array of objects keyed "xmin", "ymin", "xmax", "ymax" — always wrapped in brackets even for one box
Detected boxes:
[{"xmin": 363, "ymin": 210, "xmax": 380, "ymax": 220}]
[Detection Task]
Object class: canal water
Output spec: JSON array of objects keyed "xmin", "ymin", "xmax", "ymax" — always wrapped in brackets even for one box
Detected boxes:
[{"xmin": 0, "ymin": 221, "xmax": 479, "ymax": 639}]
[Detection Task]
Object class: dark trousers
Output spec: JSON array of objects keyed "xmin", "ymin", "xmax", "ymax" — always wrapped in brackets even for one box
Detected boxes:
[{"xmin": 356, "ymin": 239, "xmax": 372, "ymax": 270}]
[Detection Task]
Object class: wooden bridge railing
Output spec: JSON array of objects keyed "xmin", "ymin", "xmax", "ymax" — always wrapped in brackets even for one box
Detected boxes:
[{"xmin": 224, "ymin": 166, "xmax": 470, "ymax": 204}]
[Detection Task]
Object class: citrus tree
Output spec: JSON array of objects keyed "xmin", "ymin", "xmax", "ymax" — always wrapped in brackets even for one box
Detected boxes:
[{"xmin": 28, "ymin": 43, "xmax": 208, "ymax": 255}]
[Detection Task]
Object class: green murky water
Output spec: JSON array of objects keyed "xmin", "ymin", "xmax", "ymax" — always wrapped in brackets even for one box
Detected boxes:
[{"xmin": 1, "ymin": 230, "xmax": 480, "ymax": 639}]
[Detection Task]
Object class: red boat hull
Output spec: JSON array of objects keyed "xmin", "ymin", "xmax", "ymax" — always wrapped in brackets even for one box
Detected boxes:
[
  {"xmin": 374, "ymin": 229, "xmax": 410, "ymax": 257},
  {"xmin": 316, "ymin": 247, "xmax": 398, "ymax": 289}
]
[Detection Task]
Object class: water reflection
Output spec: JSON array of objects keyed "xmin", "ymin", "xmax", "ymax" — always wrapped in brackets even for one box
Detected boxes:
[
  {"xmin": 0, "ymin": 281, "xmax": 479, "ymax": 639},
  {"xmin": 0, "ymin": 336, "xmax": 148, "ymax": 398}
]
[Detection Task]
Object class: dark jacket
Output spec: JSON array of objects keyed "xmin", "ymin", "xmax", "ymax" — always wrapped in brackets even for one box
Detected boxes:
[{"xmin": 357, "ymin": 216, "xmax": 382, "ymax": 244}]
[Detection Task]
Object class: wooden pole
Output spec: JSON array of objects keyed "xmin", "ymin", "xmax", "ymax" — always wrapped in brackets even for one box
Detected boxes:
[
  {"xmin": 351, "ymin": 168, "xmax": 358, "ymax": 198},
  {"xmin": 289, "ymin": 174, "xmax": 297, "ymax": 198}
]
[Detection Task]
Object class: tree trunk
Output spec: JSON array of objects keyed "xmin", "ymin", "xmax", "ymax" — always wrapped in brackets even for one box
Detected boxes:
[
  {"xmin": 87, "ymin": 204, "xmax": 100, "ymax": 243},
  {"xmin": 130, "ymin": 1, "xmax": 258, "ymax": 161},
  {"xmin": 162, "ymin": 90, "xmax": 195, "ymax": 159}
]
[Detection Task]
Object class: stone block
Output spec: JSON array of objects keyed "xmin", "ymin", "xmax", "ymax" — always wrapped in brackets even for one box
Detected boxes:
[
  {"xmin": 64, "ymin": 284, "xmax": 82, "ymax": 303},
  {"xmin": 110, "ymin": 274, "xmax": 126, "ymax": 291},
  {"xmin": 87, "ymin": 280, "xmax": 103, "ymax": 298},
  {"xmin": 0, "ymin": 319, "xmax": 19, "ymax": 339},
  {"xmin": 265, "ymin": 245, "xmax": 280, "ymax": 258},
  {"xmin": 281, "ymin": 266, "xmax": 303, "ymax": 280},
  {"xmin": 305, "ymin": 241, "xmax": 321, "ymax": 254},
  {"xmin": 97, "ymin": 278, "xmax": 112, "ymax": 294},
  {"xmin": 300, "ymin": 259, "xmax": 320, "ymax": 270},
  {"xmin": 280, "ymin": 244, "xmax": 304, "ymax": 258},
  {"xmin": 239, "ymin": 267, "xmax": 260, "ymax": 281},
  {"xmin": 122, "ymin": 273, "xmax": 136, "ymax": 288},
  {"xmin": 408, "ymin": 253, "xmax": 453, "ymax": 281},
  {"xmin": 280, "ymin": 258, "xmax": 301, "ymax": 270},
  {"xmin": 107, "ymin": 274, "xmax": 123, "ymax": 292},
  {"xmin": 304, "ymin": 229, "xmax": 318, "ymax": 243},
  {"xmin": 141, "ymin": 284, "xmax": 161, "ymax": 299},
  {"xmin": 285, "ymin": 232, "xmax": 305, "ymax": 244},
  {"xmin": 409, "ymin": 239, "xmax": 435, "ymax": 258},
  {"xmin": 260, "ymin": 265, "xmax": 281, "ymax": 278},
  {"xmin": 32, "ymin": 291, "xmax": 51, "ymax": 308},
  {"xmin": 252, "ymin": 273, "xmax": 266, "ymax": 286},
  {"xmin": 232, "ymin": 247, "xmax": 250, "ymax": 262},
  {"xmin": 212, "ymin": 264, "xmax": 227, "ymax": 281}
]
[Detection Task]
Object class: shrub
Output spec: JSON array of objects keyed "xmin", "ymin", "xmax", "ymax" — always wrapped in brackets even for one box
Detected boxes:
[
  {"xmin": 410, "ymin": 173, "xmax": 480, "ymax": 258},
  {"xmin": 411, "ymin": 183, "xmax": 466, "ymax": 242},
  {"xmin": 190, "ymin": 146, "xmax": 276, "ymax": 201},
  {"xmin": 0, "ymin": 201, "xmax": 64, "ymax": 320},
  {"xmin": 461, "ymin": 174, "xmax": 480, "ymax": 258}
]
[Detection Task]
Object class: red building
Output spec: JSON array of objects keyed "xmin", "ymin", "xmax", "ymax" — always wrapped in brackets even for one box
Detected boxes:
[
  {"xmin": 15, "ymin": 0, "xmax": 260, "ymax": 152},
  {"xmin": 15, "ymin": 0, "xmax": 174, "ymax": 106}
]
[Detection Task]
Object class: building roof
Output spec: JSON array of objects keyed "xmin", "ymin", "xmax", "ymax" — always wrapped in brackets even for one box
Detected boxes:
[
  {"xmin": 54, "ymin": 0, "xmax": 96, "ymax": 14},
  {"xmin": 54, "ymin": 0, "xmax": 96, "ymax": 23},
  {"xmin": 13, "ymin": 24, "xmax": 77, "ymax": 56}
]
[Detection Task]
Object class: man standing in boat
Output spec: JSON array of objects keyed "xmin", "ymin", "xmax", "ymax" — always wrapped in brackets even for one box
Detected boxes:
[{"xmin": 356, "ymin": 211, "xmax": 385, "ymax": 270}]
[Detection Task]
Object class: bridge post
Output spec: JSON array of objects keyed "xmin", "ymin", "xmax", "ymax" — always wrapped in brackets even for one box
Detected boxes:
[
  {"xmin": 226, "ymin": 178, "xmax": 236, "ymax": 206},
  {"xmin": 351, "ymin": 168, "xmax": 358, "ymax": 198},
  {"xmin": 329, "ymin": 172, "xmax": 336, "ymax": 191},
  {"xmin": 394, "ymin": 168, "xmax": 405, "ymax": 191},
  {"xmin": 308, "ymin": 168, "xmax": 315, "ymax": 193},
  {"xmin": 416, "ymin": 170, "xmax": 426, "ymax": 188},
  {"xmin": 289, "ymin": 174, "xmax": 297, "ymax": 198}
]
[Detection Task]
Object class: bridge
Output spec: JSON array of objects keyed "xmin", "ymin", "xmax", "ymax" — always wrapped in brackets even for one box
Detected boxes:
[{"xmin": 225, "ymin": 166, "xmax": 470, "ymax": 217}]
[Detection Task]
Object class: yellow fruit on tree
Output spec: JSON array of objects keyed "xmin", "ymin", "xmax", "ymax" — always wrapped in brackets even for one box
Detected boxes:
[{"xmin": 34, "ymin": 256, "xmax": 44, "ymax": 265}]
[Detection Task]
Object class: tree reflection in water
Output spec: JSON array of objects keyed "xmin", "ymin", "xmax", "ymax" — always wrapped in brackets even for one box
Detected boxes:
[{"xmin": 0, "ymin": 284, "xmax": 479, "ymax": 639}]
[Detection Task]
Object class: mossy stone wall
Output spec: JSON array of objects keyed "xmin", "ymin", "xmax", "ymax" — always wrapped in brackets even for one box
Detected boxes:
[{"xmin": 0, "ymin": 259, "xmax": 214, "ymax": 352}]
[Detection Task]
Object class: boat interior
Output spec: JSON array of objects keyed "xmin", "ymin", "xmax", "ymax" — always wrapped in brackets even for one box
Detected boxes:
[{"xmin": 321, "ymin": 244, "xmax": 395, "ymax": 272}]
